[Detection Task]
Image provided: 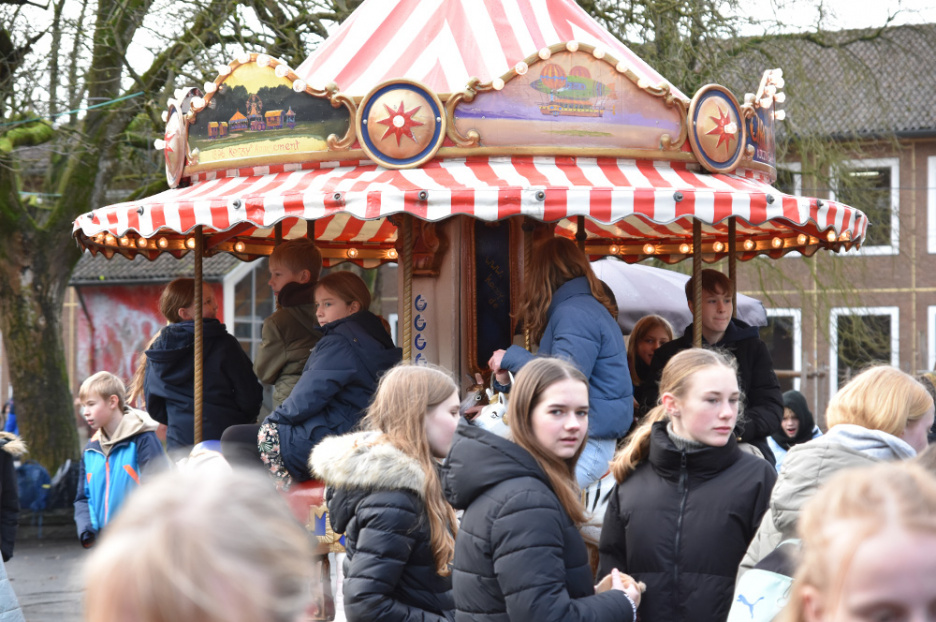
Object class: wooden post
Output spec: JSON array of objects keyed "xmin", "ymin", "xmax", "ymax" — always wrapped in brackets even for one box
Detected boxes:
[
  {"xmin": 692, "ymin": 220, "xmax": 702, "ymax": 348},
  {"xmin": 728, "ymin": 217, "xmax": 737, "ymax": 318},
  {"xmin": 401, "ymin": 216, "xmax": 414, "ymax": 362},
  {"xmin": 193, "ymin": 226, "xmax": 204, "ymax": 444},
  {"xmin": 575, "ymin": 215, "xmax": 586, "ymax": 252}
]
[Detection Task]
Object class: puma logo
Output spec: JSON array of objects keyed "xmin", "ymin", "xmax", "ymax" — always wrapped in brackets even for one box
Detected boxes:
[{"xmin": 737, "ymin": 594, "xmax": 764, "ymax": 618}]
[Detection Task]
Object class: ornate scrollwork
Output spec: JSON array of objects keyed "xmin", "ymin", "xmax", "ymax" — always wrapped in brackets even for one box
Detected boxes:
[{"xmin": 445, "ymin": 78, "xmax": 496, "ymax": 148}]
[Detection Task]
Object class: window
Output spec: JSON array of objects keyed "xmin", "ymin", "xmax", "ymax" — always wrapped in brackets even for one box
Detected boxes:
[
  {"xmin": 775, "ymin": 162, "xmax": 802, "ymax": 196},
  {"xmin": 829, "ymin": 307, "xmax": 899, "ymax": 393},
  {"xmin": 833, "ymin": 158, "xmax": 899, "ymax": 255},
  {"xmin": 929, "ymin": 306, "xmax": 936, "ymax": 372},
  {"xmin": 928, "ymin": 156, "xmax": 936, "ymax": 254},
  {"xmin": 224, "ymin": 258, "xmax": 273, "ymax": 358},
  {"xmin": 762, "ymin": 309, "xmax": 802, "ymax": 392}
]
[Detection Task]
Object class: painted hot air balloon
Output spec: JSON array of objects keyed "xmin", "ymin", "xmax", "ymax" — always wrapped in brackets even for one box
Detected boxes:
[
  {"xmin": 569, "ymin": 66, "xmax": 591, "ymax": 79},
  {"xmin": 539, "ymin": 63, "xmax": 567, "ymax": 91}
]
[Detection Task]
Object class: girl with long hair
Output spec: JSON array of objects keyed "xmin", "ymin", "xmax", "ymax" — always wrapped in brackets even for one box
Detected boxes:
[
  {"xmin": 739, "ymin": 365, "xmax": 934, "ymax": 575},
  {"xmin": 599, "ymin": 348, "xmax": 777, "ymax": 622},
  {"xmin": 628, "ymin": 314, "xmax": 674, "ymax": 420},
  {"xmin": 444, "ymin": 357, "xmax": 641, "ymax": 622},
  {"xmin": 310, "ymin": 364, "xmax": 460, "ymax": 621},
  {"xmin": 778, "ymin": 462, "xmax": 936, "ymax": 622},
  {"xmin": 488, "ymin": 237, "xmax": 633, "ymax": 488},
  {"xmin": 255, "ymin": 270, "xmax": 401, "ymax": 488},
  {"xmin": 141, "ymin": 278, "xmax": 262, "ymax": 452}
]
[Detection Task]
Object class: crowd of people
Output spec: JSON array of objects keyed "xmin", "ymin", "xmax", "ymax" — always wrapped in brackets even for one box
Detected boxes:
[{"xmin": 65, "ymin": 236, "xmax": 936, "ymax": 622}]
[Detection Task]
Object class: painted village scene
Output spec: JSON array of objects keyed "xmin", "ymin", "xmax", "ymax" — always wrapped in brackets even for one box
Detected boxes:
[{"xmin": 188, "ymin": 63, "xmax": 350, "ymax": 167}]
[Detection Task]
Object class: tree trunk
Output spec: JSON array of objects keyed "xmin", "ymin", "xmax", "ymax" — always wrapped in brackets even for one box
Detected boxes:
[{"xmin": 0, "ymin": 224, "xmax": 81, "ymax": 473}]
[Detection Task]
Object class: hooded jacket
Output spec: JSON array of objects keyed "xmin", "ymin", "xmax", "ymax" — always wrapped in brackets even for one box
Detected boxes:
[
  {"xmin": 766, "ymin": 390, "xmax": 822, "ymax": 471},
  {"xmin": 0, "ymin": 433, "xmax": 25, "ymax": 561},
  {"xmin": 74, "ymin": 409, "xmax": 170, "ymax": 543},
  {"xmin": 266, "ymin": 310, "xmax": 402, "ymax": 480},
  {"xmin": 441, "ymin": 421, "xmax": 635, "ymax": 622},
  {"xmin": 311, "ymin": 432, "xmax": 454, "ymax": 622},
  {"xmin": 598, "ymin": 422, "xmax": 776, "ymax": 622},
  {"xmin": 144, "ymin": 318, "xmax": 263, "ymax": 450},
  {"xmin": 500, "ymin": 277, "xmax": 634, "ymax": 439},
  {"xmin": 738, "ymin": 424, "xmax": 915, "ymax": 577},
  {"xmin": 646, "ymin": 319, "xmax": 783, "ymax": 462},
  {"xmin": 254, "ymin": 281, "xmax": 322, "ymax": 408}
]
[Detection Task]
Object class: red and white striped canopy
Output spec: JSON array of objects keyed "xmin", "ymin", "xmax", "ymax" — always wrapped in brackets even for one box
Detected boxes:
[
  {"xmin": 73, "ymin": 157, "xmax": 867, "ymax": 266},
  {"xmin": 296, "ymin": 0, "xmax": 687, "ymax": 100}
]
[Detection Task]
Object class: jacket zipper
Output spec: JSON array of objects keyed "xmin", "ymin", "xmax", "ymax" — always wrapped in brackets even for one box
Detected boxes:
[{"xmin": 673, "ymin": 451, "xmax": 688, "ymax": 600}]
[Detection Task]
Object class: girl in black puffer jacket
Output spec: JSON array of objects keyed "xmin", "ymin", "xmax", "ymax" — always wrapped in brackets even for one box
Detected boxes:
[
  {"xmin": 443, "ymin": 358, "xmax": 641, "ymax": 622},
  {"xmin": 310, "ymin": 364, "xmax": 461, "ymax": 622},
  {"xmin": 598, "ymin": 348, "xmax": 777, "ymax": 622}
]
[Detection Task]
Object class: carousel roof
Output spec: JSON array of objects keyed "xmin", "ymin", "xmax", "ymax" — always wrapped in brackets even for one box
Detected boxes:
[
  {"xmin": 73, "ymin": 156, "xmax": 865, "ymax": 266},
  {"xmin": 295, "ymin": 0, "xmax": 687, "ymax": 100}
]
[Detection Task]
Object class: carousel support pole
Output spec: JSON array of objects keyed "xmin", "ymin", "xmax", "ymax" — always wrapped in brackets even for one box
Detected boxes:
[
  {"xmin": 728, "ymin": 217, "xmax": 737, "ymax": 318},
  {"xmin": 274, "ymin": 221, "xmax": 283, "ymax": 246},
  {"xmin": 401, "ymin": 215, "xmax": 414, "ymax": 362},
  {"xmin": 193, "ymin": 226, "xmax": 205, "ymax": 445},
  {"xmin": 523, "ymin": 219, "xmax": 534, "ymax": 350},
  {"xmin": 575, "ymin": 216, "xmax": 587, "ymax": 252},
  {"xmin": 692, "ymin": 220, "xmax": 703, "ymax": 348}
]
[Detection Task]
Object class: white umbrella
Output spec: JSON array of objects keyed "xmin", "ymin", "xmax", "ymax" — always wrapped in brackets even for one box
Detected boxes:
[{"xmin": 592, "ymin": 258, "xmax": 767, "ymax": 335}]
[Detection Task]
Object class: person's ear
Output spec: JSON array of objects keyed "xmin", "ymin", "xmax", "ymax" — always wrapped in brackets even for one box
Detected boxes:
[
  {"xmin": 686, "ymin": 300, "xmax": 694, "ymax": 315},
  {"xmin": 298, "ymin": 269, "xmax": 311, "ymax": 284},
  {"xmin": 349, "ymin": 301, "xmax": 362, "ymax": 314},
  {"xmin": 177, "ymin": 306, "xmax": 192, "ymax": 321},
  {"xmin": 661, "ymin": 393, "xmax": 679, "ymax": 417},
  {"xmin": 800, "ymin": 585, "xmax": 826, "ymax": 622},
  {"xmin": 108, "ymin": 394, "xmax": 120, "ymax": 411}
]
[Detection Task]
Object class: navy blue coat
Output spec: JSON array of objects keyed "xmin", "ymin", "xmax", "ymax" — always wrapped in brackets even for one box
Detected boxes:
[
  {"xmin": 265, "ymin": 310, "xmax": 402, "ymax": 480},
  {"xmin": 144, "ymin": 319, "xmax": 262, "ymax": 450},
  {"xmin": 442, "ymin": 421, "xmax": 635, "ymax": 622},
  {"xmin": 500, "ymin": 277, "xmax": 633, "ymax": 439}
]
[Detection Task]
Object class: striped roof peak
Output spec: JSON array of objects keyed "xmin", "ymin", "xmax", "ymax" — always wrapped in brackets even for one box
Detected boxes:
[{"xmin": 296, "ymin": 0, "xmax": 686, "ymax": 100}]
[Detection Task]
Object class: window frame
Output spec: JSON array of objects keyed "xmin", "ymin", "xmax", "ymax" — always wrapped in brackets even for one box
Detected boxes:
[
  {"xmin": 831, "ymin": 157, "xmax": 900, "ymax": 256},
  {"xmin": 829, "ymin": 306, "xmax": 899, "ymax": 395},
  {"xmin": 928, "ymin": 156, "xmax": 936, "ymax": 254},
  {"xmin": 765, "ymin": 308, "xmax": 802, "ymax": 391}
]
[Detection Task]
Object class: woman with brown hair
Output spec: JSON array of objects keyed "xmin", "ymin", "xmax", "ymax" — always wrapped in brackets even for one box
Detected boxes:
[
  {"xmin": 443, "ymin": 357, "xmax": 641, "ymax": 622},
  {"xmin": 488, "ymin": 237, "xmax": 633, "ymax": 488},
  {"xmin": 628, "ymin": 314, "xmax": 674, "ymax": 420},
  {"xmin": 141, "ymin": 278, "xmax": 262, "ymax": 452},
  {"xmin": 598, "ymin": 348, "xmax": 777, "ymax": 622},
  {"xmin": 310, "ymin": 363, "xmax": 460, "ymax": 621}
]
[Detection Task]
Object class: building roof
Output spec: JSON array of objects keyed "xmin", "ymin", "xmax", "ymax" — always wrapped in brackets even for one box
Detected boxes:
[
  {"xmin": 720, "ymin": 23, "xmax": 936, "ymax": 138},
  {"xmin": 70, "ymin": 250, "xmax": 250, "ymax": 285}
]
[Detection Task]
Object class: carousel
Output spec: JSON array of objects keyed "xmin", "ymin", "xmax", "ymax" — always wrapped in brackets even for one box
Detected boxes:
[{"xmin": 72, "ymin": 1, "xmax": 867, "ymax": 612}]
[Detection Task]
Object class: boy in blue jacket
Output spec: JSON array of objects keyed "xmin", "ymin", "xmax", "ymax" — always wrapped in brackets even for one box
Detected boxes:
[{"xmin": 74, "ymin": 372, "xmax": 169, "ymax": 548}]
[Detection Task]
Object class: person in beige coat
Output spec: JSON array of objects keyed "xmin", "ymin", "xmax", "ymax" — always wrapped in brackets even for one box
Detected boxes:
[{"xmin": 737, "ymin": 365, "xmax": 934, "ymax": 579}]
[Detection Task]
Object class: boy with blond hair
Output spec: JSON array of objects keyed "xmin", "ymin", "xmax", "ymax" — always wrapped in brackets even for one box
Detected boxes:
[
  {"xmin": 254, "ymin": 237, "xmax": 324, "ymax": 407},
  {"xmin": 74, "ymin": 371, "xmax": 168, "ymax": 548}
]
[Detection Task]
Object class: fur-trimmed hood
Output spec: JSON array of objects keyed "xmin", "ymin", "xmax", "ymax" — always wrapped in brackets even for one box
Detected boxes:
[
  {"xmin": 0, "ymin": 432, "xmax": 25, "ymax": 457},
  {"xmin": 310, "ymin": 431, "xmax": 426, "ymax": 496}
]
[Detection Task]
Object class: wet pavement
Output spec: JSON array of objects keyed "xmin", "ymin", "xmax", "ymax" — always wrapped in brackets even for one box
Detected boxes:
[{"xmin": 6, "ymin": 534, "xmax": 84, "ymax": 622}]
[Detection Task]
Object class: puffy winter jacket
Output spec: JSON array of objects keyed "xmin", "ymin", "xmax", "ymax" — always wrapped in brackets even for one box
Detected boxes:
[
  {"xmin": 500, "ymin": 277, "xmax": 634, "ymax": 439},
  {"xmin": 646, "ymin": 319, "xmax": 783, "ymax": 462},
  {"xmin": 0, "ymin": 434, "xmax": 24, "ymax": 561},
  {"xmin": 74, "ymin": 409, "xmax": 170, "ymax": 544},
  {"xmin": 598, "ymin": 422, "xmax": 776, "ymax": 622},
  {"xmin": 311, "ymin": 432, "xmax": 454, "ymax": 622},
  {"xmin": 738, "ymin": 424, "xmax": 915, "ymax": 578},
  {"xmin": 442, "ymin": 421, "xmax": 635, "ymax": 622},
  {"xmin": 144, "ymin": 318, "xmax": 262, "ymax": 450},
  {"xmin": 266, "ymin": 310, "xmax": 402, "ymax": 480}
]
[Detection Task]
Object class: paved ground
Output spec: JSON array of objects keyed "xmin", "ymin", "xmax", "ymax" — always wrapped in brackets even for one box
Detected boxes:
[{"xmin": 6, "ymin": 534, "xmax": 84, "ymax": 622}]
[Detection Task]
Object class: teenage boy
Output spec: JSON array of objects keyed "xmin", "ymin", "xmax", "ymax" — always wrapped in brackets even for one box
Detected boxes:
[
  {"xmin": 254, "ymin": 238, "xmax": 323, "ymax": 408},
  {"xmin": 645, "ymin": 269, "xmax": 783, "ymax": 463},
  {"xmin": 75, "ymin": 371, "xmax": 169, "ymax": 548}
]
